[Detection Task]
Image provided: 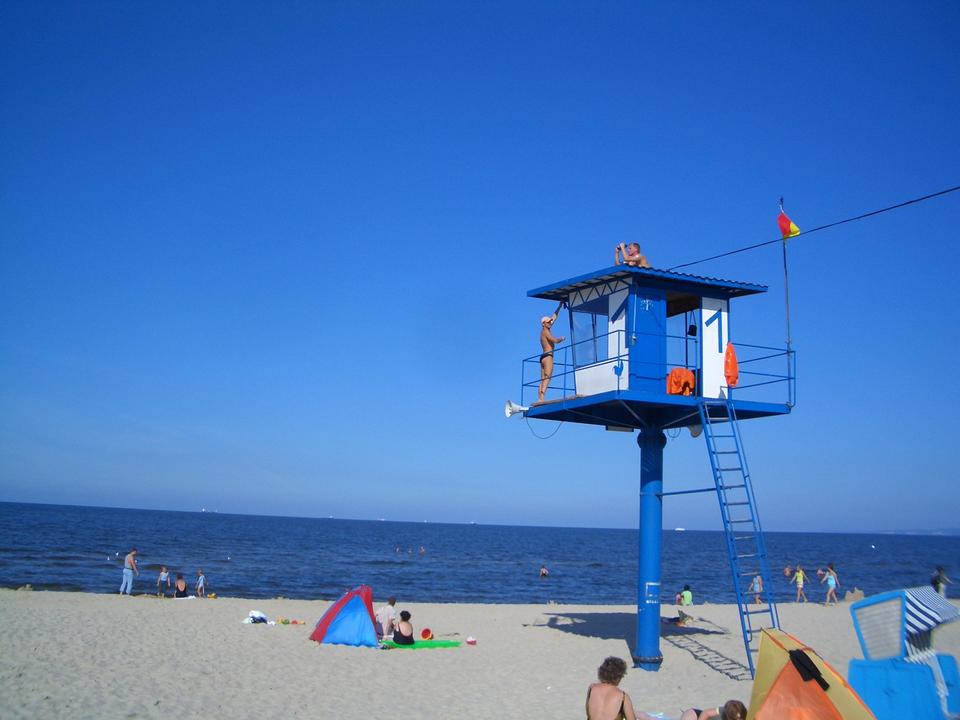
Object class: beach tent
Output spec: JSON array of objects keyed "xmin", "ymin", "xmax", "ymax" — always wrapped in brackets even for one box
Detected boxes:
[
  {"xmin": 309, "ymin": 585, "xmax": 378, "ymax": 647},
  {"xmin": 847, "ymin": 586, "xmax": 960, "ymax": 719},
  {"xmin": 748, "ymin": 628, "xmax": 875, "ymax": 719}
]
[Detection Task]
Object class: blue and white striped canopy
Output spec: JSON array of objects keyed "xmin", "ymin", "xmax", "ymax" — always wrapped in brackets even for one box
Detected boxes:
[
  {"xmin": 851, "ymin": 586, "xmax": 959, "ymax": 660},
  {"xmin": 905, "ymin": 586, "xmax": 960, "ymax": 636}
]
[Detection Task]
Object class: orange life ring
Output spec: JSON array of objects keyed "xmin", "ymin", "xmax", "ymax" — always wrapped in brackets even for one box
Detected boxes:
[
  {"xmin": 724, "ymin": 342, "xmax": 739, "ymax": 388},
  {"xmin": 666, "ymin": 368, "xmax": 696, "ymax": 396}
]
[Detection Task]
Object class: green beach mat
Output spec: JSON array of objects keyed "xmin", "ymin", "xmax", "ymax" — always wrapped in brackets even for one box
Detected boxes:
[{"xmin": 381, "ymin": 639, "xmax": 461, "ymax": 649}]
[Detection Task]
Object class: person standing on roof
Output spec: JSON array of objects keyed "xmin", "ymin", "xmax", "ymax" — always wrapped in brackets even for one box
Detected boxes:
[
  {"xmin": 615, "ymin": 242, "xmax": 651, "ymax": 268},
  {"xmin": 538, "ymin": 302, "xmax": 566, "ymax": 403}
]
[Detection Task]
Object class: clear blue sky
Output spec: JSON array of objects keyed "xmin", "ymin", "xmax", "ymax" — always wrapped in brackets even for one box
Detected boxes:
[{"xmin": 2, "ymin": 2, "xmax": 958, "ymax": 532}]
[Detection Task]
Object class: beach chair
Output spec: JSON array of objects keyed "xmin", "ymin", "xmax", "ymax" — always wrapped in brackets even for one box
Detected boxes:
[{"xmin": 848, "ymin": 586, "xmax": 960, "ymax": 719}]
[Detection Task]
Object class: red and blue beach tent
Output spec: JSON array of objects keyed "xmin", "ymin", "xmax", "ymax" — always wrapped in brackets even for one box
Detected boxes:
[{"xmin": 309, "ymin": 585, "xmax": 379, "ymax": 647}]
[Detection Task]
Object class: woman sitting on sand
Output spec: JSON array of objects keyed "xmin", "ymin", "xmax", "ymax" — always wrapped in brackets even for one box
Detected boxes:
[
  {"xmin": 680, "ymin": 700, "xmax": 747, "ymax": 720},
  {"xmin": 392, "ymin": 610, "xmax": 414, "ymax": 645},
  {"xmin": 585, "ymin": 656, "xmax": 639, "ymax": 720},
  {"xmin": 174, "ymin": 573, "xmax": 188, "ymax": 598}
]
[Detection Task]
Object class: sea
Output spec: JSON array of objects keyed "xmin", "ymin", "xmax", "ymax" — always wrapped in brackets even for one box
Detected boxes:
[{"xmin": 0, "ymin": 502, "xmax": 956, "ymax": 604}]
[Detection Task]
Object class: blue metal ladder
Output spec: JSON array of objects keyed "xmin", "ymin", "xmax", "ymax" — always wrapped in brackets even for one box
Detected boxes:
[{"xmin": 698, "ymin": 397, "xmax": 779, "ymax": 677}]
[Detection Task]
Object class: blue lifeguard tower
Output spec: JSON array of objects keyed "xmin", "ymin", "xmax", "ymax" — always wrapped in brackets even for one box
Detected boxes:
[{"xmin": 510, "ymin": 265, "xmax": 795, "ymax": 675}]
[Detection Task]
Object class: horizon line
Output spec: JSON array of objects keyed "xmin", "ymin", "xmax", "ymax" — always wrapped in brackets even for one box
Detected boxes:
[{"xmin": 2, "ymin": 499, "xmax": 957, "ymax": 537}]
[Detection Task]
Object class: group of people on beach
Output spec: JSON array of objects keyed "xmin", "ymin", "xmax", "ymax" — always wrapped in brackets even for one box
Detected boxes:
[
  {"xmin": 117, "ymin": 548, "xmax": 207, "ymax": 598},
  {"xmin": 374, "ymin": 596, "xmax": 416, "ymax": 645},
  {"xmin": 781, "ymin": 563, "xmax": 839, "ymax": 605},
  {"xmin": 156, "ymin": 565, "xmax": 206, "ymax": 598},
  {"xmin": 586, "ymin": 656, "xmax": 745, "ymax": 720},
  {"xmin": 669, "ymin": 563, "xmax": 840, "ymax": 609}
]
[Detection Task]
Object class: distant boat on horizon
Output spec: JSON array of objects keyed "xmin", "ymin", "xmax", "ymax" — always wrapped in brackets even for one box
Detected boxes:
[{"xmin": 674, "ymin": 527, "xmax": 686, "ymax": 531}]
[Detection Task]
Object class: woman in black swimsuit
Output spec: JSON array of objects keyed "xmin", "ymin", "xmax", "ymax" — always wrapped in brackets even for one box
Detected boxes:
[
  {"xmin": 174, "ymin": 573, "xmax": 188, "ymax": 598},
  {"xmin": 392, "ymin": 610, "xmax": 414, "ymax": 645},
  {"xmin": 585, "ymin": 656, "xmax": 638, "ymax": 720}
]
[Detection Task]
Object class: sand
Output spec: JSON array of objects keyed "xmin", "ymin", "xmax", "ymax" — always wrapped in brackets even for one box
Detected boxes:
[{"xmin": 1, "ymin": 590, "xmax": 957, "ymax": 719}]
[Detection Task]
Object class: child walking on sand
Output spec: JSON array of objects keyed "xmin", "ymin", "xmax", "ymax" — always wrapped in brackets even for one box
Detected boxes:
[
  {"xmin": 791, "ymin": 565, "xmax": 809, "ymax": 602},
  {"xmin": 157, "ymin": 566, "xmax": 170, "ymax": 596},
  {"xmin": 196, "ymin": 569, "xmax": 206, "ymax": 598},
  {"xmin": 820, "ymin": 564, "xmax": 839, "ymax": 605}
]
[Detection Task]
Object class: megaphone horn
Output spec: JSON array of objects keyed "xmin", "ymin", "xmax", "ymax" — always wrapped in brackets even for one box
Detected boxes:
[{"xmin": 504, "ymin": 400, "xmax": 529, "ymax": 418}]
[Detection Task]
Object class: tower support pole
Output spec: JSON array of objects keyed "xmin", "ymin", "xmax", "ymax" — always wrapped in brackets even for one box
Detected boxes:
[{"xmin": 634, "ymin": 428, "xmax": 666, "ymax": 670}]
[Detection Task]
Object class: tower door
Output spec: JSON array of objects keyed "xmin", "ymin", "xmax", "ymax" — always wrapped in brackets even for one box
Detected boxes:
[{"xmin": 700, "ymin": 297, "xmax": 730, "ymax": 398}]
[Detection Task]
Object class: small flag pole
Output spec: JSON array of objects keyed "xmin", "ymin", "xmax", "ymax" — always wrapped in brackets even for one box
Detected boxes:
[{"xmin": 779, "ymin": 198, "xmax": 794, "ymax": 402}]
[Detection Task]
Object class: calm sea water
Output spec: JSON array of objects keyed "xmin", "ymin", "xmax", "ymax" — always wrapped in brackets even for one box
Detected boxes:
[{"xmin": 0, "ymin": 502, "xmax": 956, "ymax": 604}]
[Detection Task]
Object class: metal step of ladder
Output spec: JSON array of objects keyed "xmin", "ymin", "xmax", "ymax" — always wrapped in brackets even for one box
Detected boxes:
[{"xmin": 699, "ymin": 397, "xmax": 779, "ymax": 678}]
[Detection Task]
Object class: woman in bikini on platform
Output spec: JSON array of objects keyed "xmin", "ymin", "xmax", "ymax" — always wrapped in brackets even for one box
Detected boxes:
[{"xmin": 538, "ymin": 302, "xmax": 566, "ymax": 403}]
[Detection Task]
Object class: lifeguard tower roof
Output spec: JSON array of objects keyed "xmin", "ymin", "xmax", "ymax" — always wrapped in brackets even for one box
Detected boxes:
[
  {"xmin": 521, "ymin": 265, "xmax": 793, "ymax": 430},
  {"xmin": 528, "ymin": 266, "xmax": 768, "ymax": 313}
]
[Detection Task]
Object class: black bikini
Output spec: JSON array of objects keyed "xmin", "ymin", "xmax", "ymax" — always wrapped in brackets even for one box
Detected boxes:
[{"xmin": 392, "ymin": 629, "xmax": 414, "ymax": 645}]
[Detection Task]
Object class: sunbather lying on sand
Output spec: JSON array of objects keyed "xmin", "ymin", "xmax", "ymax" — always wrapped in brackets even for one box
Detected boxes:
[{"xmin": 680, "ymin": 699, "xmax": 746, "ymax": 720}]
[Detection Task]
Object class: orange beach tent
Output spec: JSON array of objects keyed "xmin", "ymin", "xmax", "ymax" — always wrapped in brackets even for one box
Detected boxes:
[{"xmin": 748, "ymin": 629, "xmax": 875, "ymax": 719}]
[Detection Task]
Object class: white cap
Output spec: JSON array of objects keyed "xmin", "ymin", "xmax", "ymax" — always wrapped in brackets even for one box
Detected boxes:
[{"xmin": 541, "ymin": 316, "xmax": 552, "ymax": 325}]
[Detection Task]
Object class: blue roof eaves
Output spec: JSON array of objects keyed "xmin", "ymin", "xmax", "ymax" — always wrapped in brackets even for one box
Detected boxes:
[{"xmin": 526, "ymin": 265, "xmax": 768, "ymax": 300}]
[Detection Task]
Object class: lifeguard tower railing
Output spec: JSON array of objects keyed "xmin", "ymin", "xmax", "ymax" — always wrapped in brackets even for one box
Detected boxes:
[{"xmin": 521, "ymin": 330, "xmax": 795, "ymax": 428}]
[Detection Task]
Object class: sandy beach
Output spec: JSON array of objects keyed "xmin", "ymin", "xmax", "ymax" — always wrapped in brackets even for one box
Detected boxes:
[{"xmin": 1, "ymin": 589, "xmax": 957, "ymax": 719}]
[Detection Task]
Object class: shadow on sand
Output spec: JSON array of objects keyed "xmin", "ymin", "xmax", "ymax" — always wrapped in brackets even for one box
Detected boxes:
[{"xmin": 527, "ymin": 610, "xmax": 751, "ymax": 682}]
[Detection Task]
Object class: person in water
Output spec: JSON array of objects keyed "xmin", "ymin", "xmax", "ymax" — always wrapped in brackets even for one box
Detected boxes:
[
  {"xmin": 585, "ymin": 656, "xmax": 644, "ymax": 720},
  {"xmin": 680, "ymin": 700, "xmax": 747, "ymax": 720},
  {"xmin": 392, "ymin": 610, "xmax": 414, "ymax": 645},
  {"xmin": 615, "ymin": 242, "xmax": 651, "ymax": 268},
  {"xmin": 538, "ymin": 302, "xmax": 566, "ymax": 403},
  {"xmin": 539, "ymin": 565, "xmax": 549, "ymax": 578},
  {"xmin": 174, "ymin": 573, "xmax": 188, "ymax": 598},
  {"xmin": 791, "ymin": 565, "xmax": 809, "ymax": 602},
  {"xmin": 820, "ymin": 564, "xmax": 840, "ymax": 605}
]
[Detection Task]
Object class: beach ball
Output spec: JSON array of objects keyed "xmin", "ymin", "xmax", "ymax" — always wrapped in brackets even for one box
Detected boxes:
[{"xmin": 421, "ymin": 628, "xmax": 433, "ymax": 640}]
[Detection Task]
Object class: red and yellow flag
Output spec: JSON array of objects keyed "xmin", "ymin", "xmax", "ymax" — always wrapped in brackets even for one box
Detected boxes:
[{"xmin": 777, "ymin": 209, "xmax": 800, "ymax": 238}]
